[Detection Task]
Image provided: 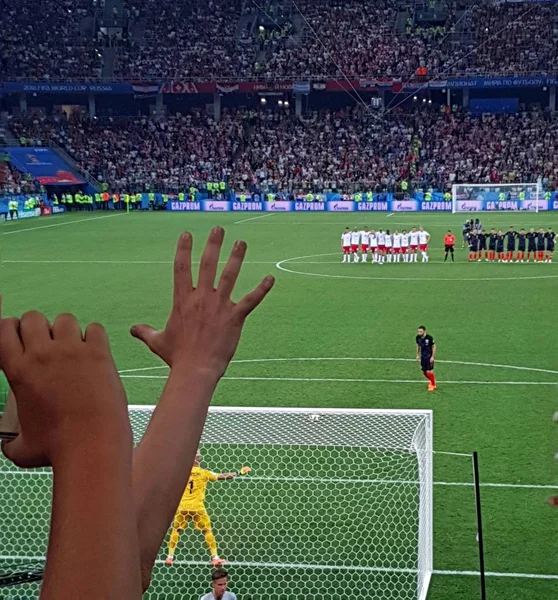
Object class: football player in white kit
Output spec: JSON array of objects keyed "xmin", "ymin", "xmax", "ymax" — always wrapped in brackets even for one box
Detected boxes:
[
  {"xmin": 350, "ymin": 227, "xmax": 361, "ymax": 262},
  {"xmin": 401, "ymin": 230, "xmax": 410, "ymax": 262},
  {"xmin": 376, "ymin": 229, "xmax": 386, "ymax": 263},
  {"xmin": 392, "ymin": 230, "xmax": 402, "ymax": 262},
  {"xmin": 384, "ymin": 230, "xmax": 393, "ymax": 262},
  {"xmin": 341, "ymin": 227, "xmax": 352, "ymax": 263},
  {"xmin": 369, "ymin": 229, "xmax": 379, "ymax": 263},
  {"xmin": 418, "ymin": 226, "xmax": 431, "ymax": 262},
  {"xmin": 409, "ymin": 227, "xmax": 420, "ymax": 262},
  {"xmin": 360, "ymin": 226, "xmax": 370, "ymax": 262}
]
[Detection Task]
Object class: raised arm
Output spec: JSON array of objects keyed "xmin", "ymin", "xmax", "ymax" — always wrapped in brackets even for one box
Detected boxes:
[
  {"xmin": 129, "ymin": 229, "xmax": 274, "ymax": 591},
  {"xmin": 0, "ymin": 300, "xmax": 141, "ymax": 600}
]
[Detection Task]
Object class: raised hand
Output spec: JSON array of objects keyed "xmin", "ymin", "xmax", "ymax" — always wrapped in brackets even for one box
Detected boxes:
[
  {"xmin": 130, "ymin": 227, "xmax": 274, "ymax": 379},
  {"xmin": 0, "ymin": 296, "xmax": 131, "ymax": 468},
  {"xmin": 129, "ymin": 228, "xmax": 274, "ymax": 592}
]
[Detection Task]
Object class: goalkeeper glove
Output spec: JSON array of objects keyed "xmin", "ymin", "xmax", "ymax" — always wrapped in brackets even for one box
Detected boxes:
[{"xmin": 239, "ymin": 466, "xmax": 252, "ymax": 476}]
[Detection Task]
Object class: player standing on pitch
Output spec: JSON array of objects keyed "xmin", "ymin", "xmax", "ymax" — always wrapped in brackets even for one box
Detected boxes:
[
  {"xmin": 545, "ymin": 227, "xmax": 555, "ymax": 263},
  {"xmin": 165, "ymin": 452, "xmax": 251, "ymax": 567},
  {"xmin": 443, "ymin": 230, "xmax": 455, "ymax": 262},
  {"xmin": 416, "ymin": 326, "xmax": 437, "ymax": 392},
  {"xmin": 341, "ymin": 227, "xmax": 351, "ymax": 263}
]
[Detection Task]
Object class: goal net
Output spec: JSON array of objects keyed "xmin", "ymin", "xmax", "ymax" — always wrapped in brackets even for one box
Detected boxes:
[
  {"xmin": 452, "ymin": 182, "xmax": 543, "ymax": 213},
  {"xmin": 0, "ymin": 406, "xmax": 433, "ymax": 600}
]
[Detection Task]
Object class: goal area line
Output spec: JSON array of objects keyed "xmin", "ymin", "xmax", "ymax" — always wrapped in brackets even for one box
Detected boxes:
[
  {"xmin": 1, "ymin": 471, "xmax": 555, "ymax": 490},
  {"xmin": 0, "ymin": 555, "xmax": 555, "ymax": 580}
]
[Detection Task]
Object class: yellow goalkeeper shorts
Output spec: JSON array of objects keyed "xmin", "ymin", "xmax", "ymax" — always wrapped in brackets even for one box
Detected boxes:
[{"xmin": 173, "ymin": 508, "xmax": 212, "ymax": 532}]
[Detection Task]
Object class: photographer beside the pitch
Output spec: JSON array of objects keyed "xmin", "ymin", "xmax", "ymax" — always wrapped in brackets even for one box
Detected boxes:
[{"xmin": 200, "ymin": 568, "xmax": 237, "ymax": 600}]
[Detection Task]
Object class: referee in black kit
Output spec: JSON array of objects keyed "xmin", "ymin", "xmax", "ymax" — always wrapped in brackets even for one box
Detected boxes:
[{"xmin": 416, "ymin": 326, "xmax": 437, "ymax": 392}]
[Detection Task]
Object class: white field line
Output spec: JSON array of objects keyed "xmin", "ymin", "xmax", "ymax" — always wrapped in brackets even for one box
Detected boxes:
[
  {"xmin": 236, "ymin": 220, "xmax": 558, "ymax": 226},
  {"xmin": 234, "ymin": 213, "xmax": 276, "ymax": 224},
  {"xmin": 275, "ymin": 252, "xmax": 558, "ymax": 282},
  {"xmin": 0, "ymin": 555, "xmax": 556, "ymax": 580},
  {"xmin": 2, "ymin": 259, "xmax": 277, "ymax": 265},
  {"xmin": 3, "ymin": 258, "xmax": 556, "ymax": 267},
  {"xmin": 116, "ymin": 356, "xmax": 558, "ymax": 376},
  {"xmin": 1, "ymin": 213, "xmax": 127, "ymax": 235},
  {"xmin": 4, "ymin": 471, "xmax": 555, "ymax": 490},
  {"xmin": 119, "ymin": 374, "xmax": 557, "ymax": 386},
  {"xmin": 386, "ymin": 212, "xmax": 395, "ymax": 217}
]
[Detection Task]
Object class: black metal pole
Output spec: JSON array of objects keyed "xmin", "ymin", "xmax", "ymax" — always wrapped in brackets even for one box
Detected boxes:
[{"xmin": 472, "ymin": 451, "xmax": 487, "ymax": 600}]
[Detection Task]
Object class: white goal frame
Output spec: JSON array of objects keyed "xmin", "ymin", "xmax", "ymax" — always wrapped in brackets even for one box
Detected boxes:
[
  {"xmin": 0, "ymin": 406, "xmax": 433, "ymax": 600},
  {"xmin": 451, "ymin": 181, "xmax": 542, "ymax": 213}
]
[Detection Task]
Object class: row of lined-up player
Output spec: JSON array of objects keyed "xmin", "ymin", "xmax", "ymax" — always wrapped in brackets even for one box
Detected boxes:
[
  {"xmin": 341, "ymin": 227, "xmax": 431, "ymax": 264},
  {"xmin": 465, "ymin": 227, "xmax": 555, "ymax": 263}
]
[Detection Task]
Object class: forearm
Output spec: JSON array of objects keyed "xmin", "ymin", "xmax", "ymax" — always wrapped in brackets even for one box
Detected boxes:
[
  {"xmin": 43, "ymin": 433, "xmax": 139, "ymax": 600},
  {"xmin": 132, "ymin": 367, "xmax": 218, "ymax": 589}
]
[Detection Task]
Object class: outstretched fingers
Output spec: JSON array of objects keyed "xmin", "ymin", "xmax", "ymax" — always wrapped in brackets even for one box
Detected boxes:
[
  {"xmin": 218, "ymin": 240, "xmax": 247, "ymax": 300},
  {"xmin": 235, "ymin": 276, "xmax": 275, "ymax": 318},
  {"xmin": 173, "ymin": 232, "xmax": 193, "ymax": 308},
  {"xmin": 197, "ymin": 227, "xmax": 224, "ymax": 291}
]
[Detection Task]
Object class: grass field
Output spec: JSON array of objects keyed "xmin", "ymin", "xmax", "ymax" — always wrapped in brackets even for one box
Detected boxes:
[{"xmin": 0, "ymin": 210, "xmax": 557, "ymax": 600}]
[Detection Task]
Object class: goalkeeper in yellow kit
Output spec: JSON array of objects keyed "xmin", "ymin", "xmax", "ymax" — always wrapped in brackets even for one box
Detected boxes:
[{"xmin": 165, "ymin": 451, "xmax": 251, "ymax": 567}]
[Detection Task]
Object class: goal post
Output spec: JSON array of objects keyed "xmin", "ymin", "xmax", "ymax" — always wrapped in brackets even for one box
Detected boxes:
[
  {"xmin": 0, "ymin": 406, "xmax": 433, "ymax": 600},
  {"xmin": 452, "ymin": 181, "xmax": 543, "ymax": 213}
]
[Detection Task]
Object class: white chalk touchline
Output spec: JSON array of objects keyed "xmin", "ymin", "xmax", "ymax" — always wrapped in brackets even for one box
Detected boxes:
[
  {"xmin": 234, "ymin": 213, "xmax": 276, "ymax": 224},
  {"xmin": 1, "ymin": 213, "xmax": 127, "ymax": 235},
  {"xmin": 119, "ymin": 374, "xmax": 556, "ymax": 386},
  {"xmin": 1, "ymin": 554, "xmax": 555, "ymax": 579}
]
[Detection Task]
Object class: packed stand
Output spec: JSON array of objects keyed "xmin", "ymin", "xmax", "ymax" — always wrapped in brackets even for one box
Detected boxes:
[
  {"xmin": 114, "ymin": 0, "xmax": 254, "ymax": 79},
  {"xmin": 260, "ymin": 0, "xmax": 558, "ymax": 79},
  {"xmin": 411, "ymin": 110, "xmax": 558, "ymax": 190},
  {"xmin": 7, "ymin": 107, "xmax": 558, "ymax": 193},
  {"xmin": 233, "ymin": 107, "xmax": 414, "ymax": 193},
  {"xmin": 0, "ymin": 0, "xmax": 102, "ymax": 80},
  {"xmin": 454, "ymin": 2, "xmax": 558, "ymax": 75},
  {"xmin": 0, "ymin": 161, "xmax": 38, "ymax": 195},
  {"xmin": 9, "ymin": 110, "xmax": 247, "ymax": 192}
]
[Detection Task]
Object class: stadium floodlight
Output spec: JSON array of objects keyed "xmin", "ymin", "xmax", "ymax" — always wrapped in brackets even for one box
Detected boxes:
[
  {"xmin": 0, "ymin": 406, "xmax": 433, "ymax": 600},
  {"xmin": 451, "ymin": 182, "xmax": 543, "ymax": 213}
]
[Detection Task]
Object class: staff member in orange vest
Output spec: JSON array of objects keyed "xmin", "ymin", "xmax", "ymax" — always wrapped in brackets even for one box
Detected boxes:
[{"xmin": 444, "ymin": 230, "xmax": 455, "ymax": 262}]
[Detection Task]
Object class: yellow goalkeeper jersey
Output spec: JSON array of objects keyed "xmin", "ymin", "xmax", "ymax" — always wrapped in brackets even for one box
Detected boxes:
[{"xmin": 178, "ymin": 466, "xmax": 219, "ymax": 511}]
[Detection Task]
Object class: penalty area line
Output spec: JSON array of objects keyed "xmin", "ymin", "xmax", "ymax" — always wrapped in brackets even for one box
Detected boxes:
[{"xmin": 119, "ymin": 374, "xmax": 557, "ymax": 386}]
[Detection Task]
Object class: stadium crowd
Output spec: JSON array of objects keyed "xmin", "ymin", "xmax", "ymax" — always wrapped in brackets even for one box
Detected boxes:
[
  {"xmin": 0, "ymin": 0, "xmax": 102, "ymax": 80},
  {"xmin": 1, "ymin": 0, "xmax": 558, "ymax": 80},
  {"xmin": 7, "ymin": 107, "xmax": 558, "ymax": 194},
  {"xmin": 113, "ymin": 0, "xmax": 253, "ymax": 79}
]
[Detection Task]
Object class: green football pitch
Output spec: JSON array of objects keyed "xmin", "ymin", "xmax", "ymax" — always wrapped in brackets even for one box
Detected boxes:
[{"xmin": 0, "ymin": 210, "xmax": 557, "ymax": 600}]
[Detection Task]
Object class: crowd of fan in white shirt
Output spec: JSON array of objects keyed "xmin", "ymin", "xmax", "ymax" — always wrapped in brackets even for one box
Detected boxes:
[{"xmin": 341, "ymin": 226, "xmax": 431, "ymax": 264}]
